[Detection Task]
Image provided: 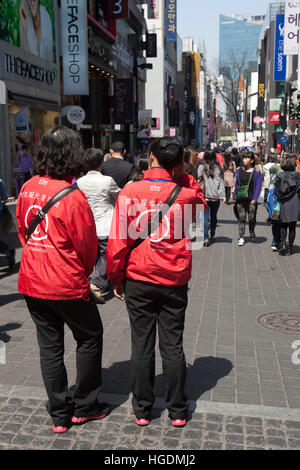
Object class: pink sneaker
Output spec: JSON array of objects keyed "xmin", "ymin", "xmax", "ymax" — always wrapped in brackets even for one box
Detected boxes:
[
  {"xmin": 171, "ymin": 418, "xmax": 186, "ymax": 427},
  {"xmin": 132, "ymin": 409, "xmax": 149, "ymax": 426},
  {"xmin": 52, "ymin": 425, "xmax": 69, "ymax": 433}
]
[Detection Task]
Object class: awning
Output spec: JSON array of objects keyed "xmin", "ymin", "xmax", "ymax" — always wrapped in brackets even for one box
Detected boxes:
[{"xmin": 10, "ymin": 93, "xmax": 60, "ymax": 112}]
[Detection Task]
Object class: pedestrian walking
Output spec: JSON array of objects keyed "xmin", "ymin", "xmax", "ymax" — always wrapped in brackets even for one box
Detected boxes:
[
  {"xmin": 16, "ymin": 127, "xmax": 110, "ymax": 434},
  {"xmin": 77, "ymin": 148, "xmax": 121, "ymax": 303},
  {"xmin": 15, "ymin": 144, "xmax": 33, "ymax": 196},
  {"xmin": 222, "ymin": 152, "xmax": 236, "ymax": 204},
  {"xmin": 0, "ymin": 178, "xmax": 15, "ymax": 272},
  {"xmin": 131, "ymin": 152, "xmax": 149, "ymax": 182},
  {"xmin": 102, "ymin": 141, "xmax": 135, "ymax": 188},
  {"xmin": 183, "ymin": 148, "xmax": 198, "ymax": 179},
  {"xmin": 233, "ymin": 151, "xmax": 263, "ymax": 246},
  {"xmin": 231, "ymin": 147, "xmax": 242, "ymax": 168},
  {"xmin": 274, "ymin": 154, "xmax": 300, "ymax": 256},
  {"xmin": 106, "ymin": 137, "xmax": 207, "ymax": 428},
  {"xmin": 197, "ymin": 150, "xmax": 225, "ymax": 246}
]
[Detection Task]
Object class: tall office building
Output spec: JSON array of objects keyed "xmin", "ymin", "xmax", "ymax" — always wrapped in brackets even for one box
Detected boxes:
[{"xmin": 219, "ymin": 14, "xmax": 264, "ymax": 69}]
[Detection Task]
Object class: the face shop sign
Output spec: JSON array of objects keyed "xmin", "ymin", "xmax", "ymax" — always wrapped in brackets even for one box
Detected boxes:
[
  {"xmin": 61, "ymin": 0, "xmax": 89, "ymax": 95},
  {"xmin": 3, "ymin": 53, "xmax": 55, "ymax": 85}
]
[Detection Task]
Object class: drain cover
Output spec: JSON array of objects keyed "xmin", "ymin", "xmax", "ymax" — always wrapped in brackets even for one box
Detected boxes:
[{"xmin": 257, "ymin": 312, "xmax": 300, "ymax": 336}]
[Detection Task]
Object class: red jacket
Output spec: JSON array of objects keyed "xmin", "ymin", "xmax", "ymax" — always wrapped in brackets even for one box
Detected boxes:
[
  {"xmin": 16, "ymin": 175, "xmax": 98, "ymax": 300},
  {"xmin": 106, "ymin": 168, "xmax": 207, "ymax": 287}
]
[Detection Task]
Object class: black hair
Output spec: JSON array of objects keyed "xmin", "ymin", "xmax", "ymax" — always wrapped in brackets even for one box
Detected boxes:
[
  {"xmin": 110, "ymin": 141, "xmax": 126, "ymax": 154},
  {"xmin": 22, "ymin": 144, "xmax": 28, "ymax": 151},
  {"xmin": 84, "ymin": 148, "xmax": 104, "ymax": 171},
  {"xmin": 35, "ymin": 126, "xmax": 84, "ymax": 179},
  {"xmin": 281, "ymin": 154, "xmax": 297, "ymax": 171},
  {"xmin": 242, "ymin": 151, "xmax": 255, "ymax": 167},
  {"xmin": 132, "ymin": 153, "xmax": 149, "ymax": 181},
  {"xmin": 203, "ymin": 149, "xmax": 223, "ymax": 178},
  {"xmin": 149, "ymin": 137, "xmax": 184, "ymax": 170},
  {"xmin": 231, "ymin": 148, "xmax": 238, "ymax": 156},
  {"xmin": 267, "ymin": 154, "xmax": 277, "ymax": 164}
]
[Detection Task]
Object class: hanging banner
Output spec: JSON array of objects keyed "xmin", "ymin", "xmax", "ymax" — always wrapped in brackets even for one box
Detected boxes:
[
  {"xmin": 274, "ymin": 14, "xmax": 286, "ymax": 82},
  {"xmin": 284, "ymin": 0, "xmax": 300, "ymax": 55},
  {"xmin": 61, "ymin": 0, "xmax": 89, "ymax": 95},
  {"xmin": 114, "ymin": 78, "xmax": 134, "ymax": 124},
  {"xmin": 269, "ymin": 112, "xmax": 281, "ymax": 124},
  {"xmin": 289, "ymin": 87, "xmax": 300, "ymax": 123},
  {"xmin": 148, "ymin": 0, "xmax": 159, "ymax": 19},
  {"xmin": 137, "ymin": 109, "xmax": 152, "ymax": 139},
  {"xmin": 165, "ymin": 0, "xmax": 177, "ymax": 42}
]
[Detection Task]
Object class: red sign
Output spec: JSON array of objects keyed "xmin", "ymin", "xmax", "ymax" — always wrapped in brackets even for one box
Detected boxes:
[
  {"xmin": 108, "ymin": 0, "xmax": 129, "ymax": 20},
  {"xmin": 269, "ymin": 112, "xmax": 281, "ymax": 124}
]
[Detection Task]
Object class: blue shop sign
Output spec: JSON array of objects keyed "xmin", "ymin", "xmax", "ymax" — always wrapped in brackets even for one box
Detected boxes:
[
  {"xmin": 274, "ymin": 14, "xmax": 286, "ymax": 82},
  {"xmin": 165, "ymin": 0, "xmax": 177, "ymax": 42}
]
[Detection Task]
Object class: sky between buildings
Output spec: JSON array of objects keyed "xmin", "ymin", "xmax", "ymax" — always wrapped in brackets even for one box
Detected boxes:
[{"xmin": 177, "ymin": 0, "xmax": 273, "ymax": 70}]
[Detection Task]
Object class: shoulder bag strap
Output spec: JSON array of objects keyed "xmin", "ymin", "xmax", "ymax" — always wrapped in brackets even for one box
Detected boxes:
[
  {"xmin": 128, "ymin": 184, "xmax": 182, "ymax": 254},
  {"xmin": 25, "ymin": 185, "xmax": 77, "ymax": 244}
]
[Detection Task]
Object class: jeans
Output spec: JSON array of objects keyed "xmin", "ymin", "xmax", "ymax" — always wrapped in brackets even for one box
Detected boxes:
[
  {"xmin": 90, "ymin": 237, "xmax": 111, "ymax": 291},
  {"xmin": 203, "ymin": 200, "xmax": 221, "ymax": 240},
  {"xmin": 235, "ymin": 201, "xmax": 258, "ymax": 238},
  {"xmin": 24, "ymin": 295, "xmax": 103, "ymax": 426},
  {"xmin": 125, "ymin": 278, "xmax": 188, "ymax": 420}
]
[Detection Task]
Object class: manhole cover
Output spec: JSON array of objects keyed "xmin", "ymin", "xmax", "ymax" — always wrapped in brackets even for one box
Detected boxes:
[{"xmin": 257, "ymin": 312, "xmax": 300, "ymax": 336}]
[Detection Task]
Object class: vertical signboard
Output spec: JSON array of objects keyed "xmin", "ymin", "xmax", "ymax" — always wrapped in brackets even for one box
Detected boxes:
[
  {"xmin": 274, "ymin": 14, "xmax": 286, "ymax": 82},
  {"xmin": 165, "ymin": 0, "xmax": 177, "ymax": 42},
  {"xmin": 148, "ymin": 0, "xmax": 159, "ymax": 19},
  {"xmin": 289, "ymin": 87, "xmax": 300, "ymax": 123},
  {"xmin": 284, "ymin": 0, "xmax": 300, "ymax": 55},
  {"xmin": 61, "ymin": 0, "xmax": 89, "ymax": 95},
  {"xmin": 257, "ymin": 44, "xmax": 265, "ymax": 117},
  {"xmin": 114, "ymin": 78, "xmax": 134, "ymax": 124}
]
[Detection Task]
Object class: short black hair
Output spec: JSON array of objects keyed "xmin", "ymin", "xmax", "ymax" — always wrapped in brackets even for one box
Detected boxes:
[
  {"xmin": 110, "ymin": 141, "xmax": 126, "ymax": 154},
  {"xmin": 281, "ymin": 154, "xmax": 297, "ymax": 171},
  {"xmin": 22, "ymin": 144, "xmax": 28, "ymax": 151},
  {"xmin": 84, "ymin": 148, "xmax": 104, "ymax": 171},
  {"xmin": 149, "ymin": 137, "xmax": 183, "ymax": 170},
  {"xmin": 35, "ymin": 126, "xmax": 84, "ymax": 179}
]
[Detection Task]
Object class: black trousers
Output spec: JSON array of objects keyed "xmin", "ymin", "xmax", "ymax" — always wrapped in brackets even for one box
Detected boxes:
[
  {"xmin": 125, "ymin": 278, "xmax": 188, "ymax": 420},
  {"xmin": 24, "ymin": 295, "xmax": 103, "ymax": 426},
  {"xmin": 280, "ymin": 221, "xmax": 297, "ymax": 247},
  {"xmin": 235, "ymin": 201, "xmax": 258, "ymax": 237}
]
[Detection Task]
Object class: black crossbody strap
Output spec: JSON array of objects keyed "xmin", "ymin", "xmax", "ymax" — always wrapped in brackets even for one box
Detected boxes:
[
  {"xmin": 25, "ymin": 185, "xmax": 77, "ymax": 244},
  {"xmin": 129, "ymin": 184, "xmax": 182, "ymax": 254}
]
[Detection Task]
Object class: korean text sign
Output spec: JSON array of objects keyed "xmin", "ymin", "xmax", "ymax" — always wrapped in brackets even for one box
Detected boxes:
[{"xmin": 165, "ymin": 0, "xmax": 177, "ymax": 42}]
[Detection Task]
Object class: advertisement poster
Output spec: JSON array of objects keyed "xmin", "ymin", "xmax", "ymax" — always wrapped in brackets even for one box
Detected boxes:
[
  {"xmin": 165, "ymin": 0, "xmax": 177, "ymax": 42},
  {"xmin": 114, "ymin": 78, "xmax": 134, "ymax": 124},
  {"xmin": 269, "ymin": 111, "xmax": 281, "ymax": 124},
  {"xmin": 284, "ymin": 0, "xmax": 300, "ymax": 55},
  {"xmin": 274, "ymin": 14, "xmax": 286, "ymax": 81},
  {"xmin": 137, "ymin": 109, "xmax": 152, "ymax": 139},
  {"xmin": 148, "ymin": 0, "xmax": 159, "ymax": 20},
  {"xmin": 0, "ymin": 0, "xmax": 56, "ymax": 63},
  {"xmin": 269, "ymin": 98, "xmax": 282, "ymax": 112},
  {"xmin": 289, "ymin": 87, "xmax": 300, "ymax": 123}
]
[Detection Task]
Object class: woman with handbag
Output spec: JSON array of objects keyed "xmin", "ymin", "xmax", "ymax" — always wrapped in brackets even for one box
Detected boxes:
[
  {"xmin": 233, "ymin": 152, "xmax": 262, "ymax": 246},
  {"xmin": 274, "ymin": 154, "xmax": 300, "ymax": 256}
]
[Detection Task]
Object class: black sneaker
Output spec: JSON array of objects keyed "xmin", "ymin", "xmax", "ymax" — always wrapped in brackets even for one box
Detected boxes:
[
  {"xmin": 71, "ymin": 403, "xmax": 111, "ymax": 424},
  {"xmin": 249, "ymin": 232, "xmax": 256, "ymax": 239}
]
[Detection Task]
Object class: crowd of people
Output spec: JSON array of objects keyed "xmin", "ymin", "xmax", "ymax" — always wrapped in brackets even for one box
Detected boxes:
[{"xmin": 1, "ymin": 126, "xmax": 300, "ymax": 435}]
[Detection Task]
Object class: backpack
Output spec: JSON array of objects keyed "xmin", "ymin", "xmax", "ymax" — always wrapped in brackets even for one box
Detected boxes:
[{"xmin": 267, "ymin": 187, "xmax": 280, "ymax": 220}]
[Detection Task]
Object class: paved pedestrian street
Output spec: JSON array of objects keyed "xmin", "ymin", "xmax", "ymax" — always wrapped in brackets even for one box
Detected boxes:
[{"xmin": 1, "ymin": 203, "xmax": 300, "ymax": 451}]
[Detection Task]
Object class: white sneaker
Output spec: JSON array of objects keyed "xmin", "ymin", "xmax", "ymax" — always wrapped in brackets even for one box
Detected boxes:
[{"xmin": 238, "ymin": 237, "xmax": 245, "ymax": 246}]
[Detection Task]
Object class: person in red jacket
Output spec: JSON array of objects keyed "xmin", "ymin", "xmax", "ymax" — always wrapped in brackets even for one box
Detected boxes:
[
  {"xmin": 16, "ymin": 127, "xmax": 110, "ymax": 434},
  {"xmin": 106, "ymin": 137, "xmax": 207, "ymax": 428}
]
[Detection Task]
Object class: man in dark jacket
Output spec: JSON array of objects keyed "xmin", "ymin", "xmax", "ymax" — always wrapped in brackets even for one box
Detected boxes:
[{"xmin": 102, "ymin": 141, "xmax": 135, "ymax": 188}]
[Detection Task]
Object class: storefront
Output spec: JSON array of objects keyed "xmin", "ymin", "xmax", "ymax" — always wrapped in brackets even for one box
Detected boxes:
[{"xmin": 0, "ymin": 0, "xmax": 60, "ymax": 195}]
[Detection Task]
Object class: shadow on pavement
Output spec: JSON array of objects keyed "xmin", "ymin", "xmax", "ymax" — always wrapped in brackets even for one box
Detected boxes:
[
  {"xmin": 0, "ymin": 322, "xmax": 22, "ymax": 343},
  {"xmin": 0, "ymin": 292, "xmax": 23, "ymax": 307},
  {"xmin": 0, "ymin": 262, "xmax": 20, "ymax": 281}
]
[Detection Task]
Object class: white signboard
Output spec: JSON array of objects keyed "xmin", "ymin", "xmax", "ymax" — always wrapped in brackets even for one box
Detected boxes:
[
  {"xmin": 284, "ymin": 0, "xmax": 300, "ymax": 55},
  {"xmin": 270, "ymin": 98, "xmax": 282, "ymax": 111},
  {"xmin": 14, "ymin": 107, "xmax": 29, "ymax": 132},
  {"xmin": 61, "ymin": 0, "xmax": 89, "ymax": 95}
]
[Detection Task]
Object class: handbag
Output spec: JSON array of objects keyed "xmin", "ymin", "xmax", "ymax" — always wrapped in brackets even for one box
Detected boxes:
[
  {"xmin": 235, "ymin": 170, "xmax": 253, "ymax": 201},
  {"xmin": 25, "ymin": 185, "xmax": 77, "ymax": 244}
]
